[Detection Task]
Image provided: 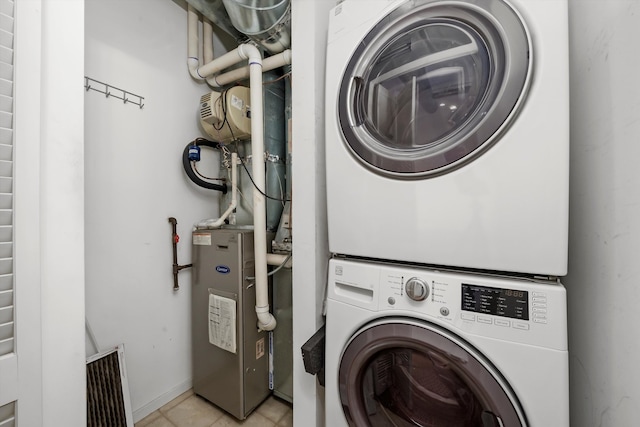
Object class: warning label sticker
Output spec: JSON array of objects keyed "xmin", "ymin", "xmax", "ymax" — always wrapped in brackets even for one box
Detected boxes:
[
  {"xmin": 193, "ymin": 233, "xmax": 212, "ymax": 246},
  {"xmin": 256, "ymin": 337, "xmax": 265, "ymax": 360},
  {"xmin": 208, "ymin": 294, "xmax": 237, "ymax": 354}
]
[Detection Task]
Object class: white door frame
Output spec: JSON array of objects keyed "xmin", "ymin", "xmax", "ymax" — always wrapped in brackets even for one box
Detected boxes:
[{"xmin": 11, "ymin": 0, "xmax": 86, "ymax": 425}]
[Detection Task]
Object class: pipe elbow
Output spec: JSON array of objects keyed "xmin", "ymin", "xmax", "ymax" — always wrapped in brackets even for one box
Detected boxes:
[
  {"xmin": 256, "ymin": 306, "xmax": 277, "ymax": 331},
  {"xmin": 206, "ymin": 76, "xmax": 222, "ymax": 88},
  {"xmin": 239, "ymin": 44, "xmax": 262, "ymax": 65},
  {"xmin": 188, "ymin": 58, "xmax": 203, "ymax": 80},
  {"xmin": 282, "ymin": 49, "xmax": 292, "ymax": 65}
]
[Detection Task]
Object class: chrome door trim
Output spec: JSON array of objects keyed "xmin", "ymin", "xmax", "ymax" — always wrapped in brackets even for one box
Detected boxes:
[
  {"xmin": 337, "ymin": 0, "xmax": 532, "ymax": 177},
  {"xmin": 338, "ymin": 317, "xmax": 528, "ymax": 426}
]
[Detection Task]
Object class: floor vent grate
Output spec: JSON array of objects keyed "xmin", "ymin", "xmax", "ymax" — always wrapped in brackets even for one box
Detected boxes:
[{"xmin": 86, "ymin": 345, "xmax": 133, "ymax": 427}]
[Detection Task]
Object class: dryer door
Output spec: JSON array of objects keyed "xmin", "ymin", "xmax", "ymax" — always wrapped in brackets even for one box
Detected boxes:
[
  {"xmin": 339, "ymin": 319, "xmax": 526, "ymax": 426},
  {"xmin": 338, "ymin": 0, "xmax": 530, "ymax": 177}
]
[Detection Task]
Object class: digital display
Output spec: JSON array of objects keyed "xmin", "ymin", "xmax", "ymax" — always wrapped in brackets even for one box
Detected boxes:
[{"xmin": 461, "ymin": 284, "xmax": 529, "ymax": 320}]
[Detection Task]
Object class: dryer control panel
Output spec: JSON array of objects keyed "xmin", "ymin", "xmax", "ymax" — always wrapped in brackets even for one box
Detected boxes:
[{"xmin": 328, "ymin": 259, "xmax": 567, "ymax": 350}]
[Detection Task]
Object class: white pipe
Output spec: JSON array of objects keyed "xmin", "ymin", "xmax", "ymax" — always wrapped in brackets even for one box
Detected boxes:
[
  {"xmin": 240, "ymin": 44, "xmax": 278, "ymax": 332},
  {"xmin": 187, "ymin": 5, "xmax": 201, "ymax": 80},
  {"xmin": 187, "ymin": 9, "xmax": 291, "ymax": 88},
  {"xmin": 197, "ymin": 48, "xmax": 247, "ymax": 79},
  {"xmin": 186, "ymin": 37, "xmax": 278, "ymax": 330},
  {"xmin": 203, "ymin": 18, "xmax": 214, "ymax": 64},
  {"xmin": 267, "ymin": 253, "xmax": 292, "ymax": 268},
  {"xmin": 203, "ymin": 19, "xmax": 222, "ymax": 87},
  {"xmin": 195, "ymin": 153, "xmax": 238, "ymax": 229},
  {"xmin": 211, "ymin": 49, "xmax": 292, "ymax": 87}
]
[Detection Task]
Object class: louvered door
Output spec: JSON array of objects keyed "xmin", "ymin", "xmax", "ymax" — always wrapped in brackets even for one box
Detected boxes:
[{"xmin": 0, "ymin": 0, "xmax": 16, "ymax": 421}]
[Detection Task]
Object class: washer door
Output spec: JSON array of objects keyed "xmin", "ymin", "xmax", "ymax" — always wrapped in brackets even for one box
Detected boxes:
[
  {"xmin": 339, "ymin": 319, "xmax": 526, "ymax": 426},
  {"xmin": 338, "ymin": 0, "xmax": 530, "ymax": 177}
]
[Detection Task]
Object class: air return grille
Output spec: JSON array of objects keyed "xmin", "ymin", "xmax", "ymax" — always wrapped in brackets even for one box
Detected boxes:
[{"xmin": 86, "ymin": 345, "xmax": 133, "ymax": 427}]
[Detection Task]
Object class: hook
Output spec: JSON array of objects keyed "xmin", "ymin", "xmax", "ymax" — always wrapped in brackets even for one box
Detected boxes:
[{"xmin": 85, "ymin": 76, "xmax": 144, "ymax": 109}]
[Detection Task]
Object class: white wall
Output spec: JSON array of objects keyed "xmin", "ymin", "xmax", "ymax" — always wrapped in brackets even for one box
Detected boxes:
[
  {"xmin": 565, "ymin": 1, "xmax": 640, "ymax": 426},
  {"xmin": 291, "ymin": 1, "xmax": 334, "ymax": 425},
  {"xmin": 84, "ymin": 0, "xmax": 232, "ymax": 420}
]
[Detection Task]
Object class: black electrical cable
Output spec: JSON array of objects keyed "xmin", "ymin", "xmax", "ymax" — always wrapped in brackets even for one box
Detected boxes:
[
  {"xmin": 239, "ymin": 158, "xmax": 291, "ymax": 202},
  {"xmin": 211, "ymin": 88, "xmax": 238, "ymax": 143},
  {"xmin": 182, "ymin": 139, "xmax": 228, "ymax": 194}
]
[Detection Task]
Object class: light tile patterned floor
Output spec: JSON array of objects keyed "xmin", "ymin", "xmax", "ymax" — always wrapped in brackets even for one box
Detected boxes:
[{"xmin": 136, "ymin": 390, "xmax": 293, "ymax": 427}]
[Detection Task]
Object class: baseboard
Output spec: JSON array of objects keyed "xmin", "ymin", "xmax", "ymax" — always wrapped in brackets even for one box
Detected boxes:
[{"xmin": 132, "ymin": 378, "xmax": 192, "ymax": 423}]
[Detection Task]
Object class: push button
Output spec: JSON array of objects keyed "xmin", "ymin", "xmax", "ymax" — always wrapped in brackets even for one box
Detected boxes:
[
  {"xmin": 513, "ymin": 322, "xmax": 530, "ymax": 330},
  {"xmin": 495, "ymin": 319, "xmax": 510, "ymax": 327},
  {"xmin": 477, "ymin": 316, "xmax": 492, "ymax": 324},
  {"xmin": 461, "ymin": 313, "xmax": 475, "ymax": 321}
]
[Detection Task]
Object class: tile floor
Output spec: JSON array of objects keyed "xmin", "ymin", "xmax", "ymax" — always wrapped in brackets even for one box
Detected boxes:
[{"xmin": 135, "ymin": 390, "xmax": 293, "ymax": 427}]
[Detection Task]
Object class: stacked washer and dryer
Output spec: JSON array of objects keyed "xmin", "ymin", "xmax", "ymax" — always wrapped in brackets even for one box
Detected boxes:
[{"xmin": 324, "ymin": 0, "xmax": 570, "ymax": 426}]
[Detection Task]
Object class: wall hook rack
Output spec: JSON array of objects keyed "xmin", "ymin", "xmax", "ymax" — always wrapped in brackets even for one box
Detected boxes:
[{"xmin": 84, "ymin": 76, "xmax": 145, "ymax": 109}]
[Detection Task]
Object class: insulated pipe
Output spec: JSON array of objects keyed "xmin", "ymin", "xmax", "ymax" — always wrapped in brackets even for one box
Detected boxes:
[
  {"xmin": 187, "ymin": 5, "xmax": 201, "ymax": 80},
  {"xmin": 195, "ymin": 152, "xmax": 238, "ymax": 229},
  {"xmin": 211, "ymin": 49, "xmax": 292, "ymax": 87},
  {"xmin": 182, "ymin": 141, "xmax": 228, "ymax": 193}
]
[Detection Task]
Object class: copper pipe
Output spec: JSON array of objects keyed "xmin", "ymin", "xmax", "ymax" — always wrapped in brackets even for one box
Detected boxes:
[{"xmin": 168, "ymin": 217, "xmax": 192, "ymax": 291}]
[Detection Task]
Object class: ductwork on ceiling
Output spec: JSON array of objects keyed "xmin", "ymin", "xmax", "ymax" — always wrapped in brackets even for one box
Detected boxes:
[
  {"xmin": 185, "ymin": 0, "xmax": 291, "ymax": 54},
  {"xmin": 184, "ymin": 0, "xmax": 247, "ymax": 43}
]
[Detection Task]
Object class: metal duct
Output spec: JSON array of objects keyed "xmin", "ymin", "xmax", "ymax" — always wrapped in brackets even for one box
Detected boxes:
[
  {"xmin": 221, "ymin": 0, "xmax": 291, "ymax": 53},
  {"xmin": 184, "ymin": 0, "xmax": 248, "ymax": 43},
  {"xmin": 219, "ymin": 72, "xmax": 286, "ymax": 231}
]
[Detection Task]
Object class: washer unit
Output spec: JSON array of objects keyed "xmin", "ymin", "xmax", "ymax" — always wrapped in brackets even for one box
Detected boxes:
[
  {"xmin": 325, "ymin": 0, "xmax": 569, "ymax": 276},
  {"xmin": 325, "ymin": 258, "xmax": 569, "ymax": 426}
]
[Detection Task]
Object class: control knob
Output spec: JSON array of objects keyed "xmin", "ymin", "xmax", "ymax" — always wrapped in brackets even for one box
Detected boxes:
[{"xmin": 405, "ymin": 277, "xmax": 429, "ymax": 301}]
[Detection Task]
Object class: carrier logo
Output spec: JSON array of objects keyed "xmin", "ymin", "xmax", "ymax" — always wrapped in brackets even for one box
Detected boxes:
[{"xmin": 215, "ymin": 265, "xmax": 231, "ymax": 274}]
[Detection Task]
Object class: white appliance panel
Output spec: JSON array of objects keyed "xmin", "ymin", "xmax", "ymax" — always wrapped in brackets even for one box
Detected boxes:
[
  {"xmin": 325, "ymin": 259, "xmax": 570, "ymax": 427},
  {"xmin": 325, "ymin": 0, "xmax": 569, "ymax": 275}
]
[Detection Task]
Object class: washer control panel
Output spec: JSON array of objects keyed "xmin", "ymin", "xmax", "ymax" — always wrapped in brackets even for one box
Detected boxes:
[{"xmin": 328, "ymin": 259, "xmax": 567, "ymax": 349}]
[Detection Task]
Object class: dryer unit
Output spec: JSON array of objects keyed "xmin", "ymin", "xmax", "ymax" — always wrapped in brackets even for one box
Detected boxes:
[
  {"xmin": 325, "ymin": 258, "xmax": 570, "ymax": 426},
  {"xmin": 325, "ymin": 0, "xmax": 569, "ymax": 276}
]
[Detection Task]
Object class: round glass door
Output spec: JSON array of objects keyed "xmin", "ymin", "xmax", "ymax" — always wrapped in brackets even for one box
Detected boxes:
[
  {"xmin": 339, "ymin": 319, "xmax": 526, "ymax": 426},
  {"xmin": 337, "ymin": 0, "xmax": 530, "ymax": 177}
]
